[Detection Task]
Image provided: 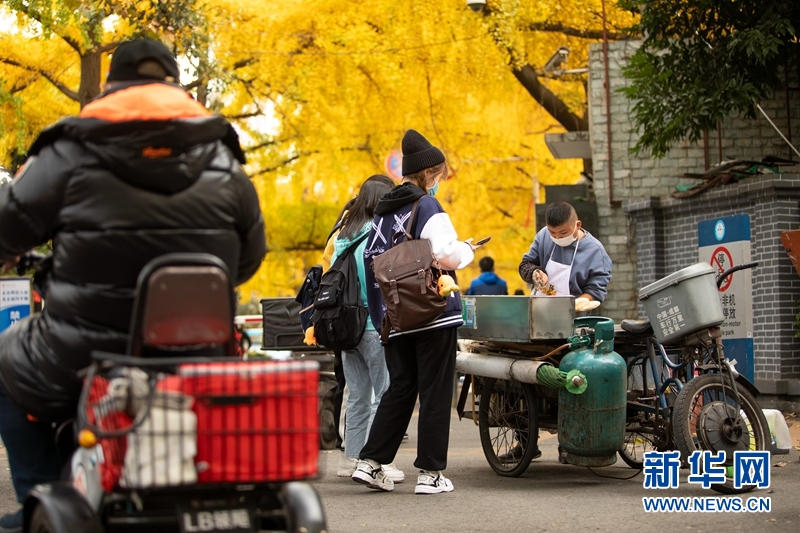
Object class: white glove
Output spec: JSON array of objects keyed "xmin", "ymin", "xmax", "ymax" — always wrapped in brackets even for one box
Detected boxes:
[{"xmin": 575, "ymin": 297, "xmax": 601, "ymax": 312}]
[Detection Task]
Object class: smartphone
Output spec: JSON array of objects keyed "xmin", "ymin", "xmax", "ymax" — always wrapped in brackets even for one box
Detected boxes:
[{"xmin": 474, "ymin": 236, "xmax": 492, "ymax": 246}]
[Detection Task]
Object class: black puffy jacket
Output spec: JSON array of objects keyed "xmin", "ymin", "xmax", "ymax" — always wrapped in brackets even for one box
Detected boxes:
[{"xmin": 0, "ymin": 81, "xmax": 266, "ymax": 419}]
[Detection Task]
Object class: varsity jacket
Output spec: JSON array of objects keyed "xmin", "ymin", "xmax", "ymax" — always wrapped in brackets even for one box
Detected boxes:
[{"xmin": 363, "ymin": 183, "xmax": 473, "ymax": 340}]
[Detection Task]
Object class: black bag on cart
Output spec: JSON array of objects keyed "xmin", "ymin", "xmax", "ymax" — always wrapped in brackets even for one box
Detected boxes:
[{"xmin": 260, "ymin": 298, "xmax": 305, "ymax": 349}]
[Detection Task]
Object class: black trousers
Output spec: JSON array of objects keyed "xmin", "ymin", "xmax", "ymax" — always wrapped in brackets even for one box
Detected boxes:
[{"xmin": 359, "ymin": 326, "xmax": 457, "ymax": 472}]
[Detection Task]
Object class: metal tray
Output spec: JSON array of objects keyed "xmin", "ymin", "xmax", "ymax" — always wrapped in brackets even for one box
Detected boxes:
[{"xmin": 459, "ymin": 295, "xmax": 575, "ymax": 342}]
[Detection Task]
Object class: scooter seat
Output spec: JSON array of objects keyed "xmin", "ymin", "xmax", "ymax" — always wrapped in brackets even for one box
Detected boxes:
[{"xmin": 620, "ymin": 318, "xmax": 653, "ymax": 335}]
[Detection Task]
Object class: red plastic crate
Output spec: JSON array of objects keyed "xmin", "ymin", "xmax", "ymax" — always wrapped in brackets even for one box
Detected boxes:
[
  {"xmin": 85, "ymin": 376, "xmax": 133, "ymax": 491},
  {"xmin": 160, "ymin": 360, "xmax": 320, "ymax": 483}
]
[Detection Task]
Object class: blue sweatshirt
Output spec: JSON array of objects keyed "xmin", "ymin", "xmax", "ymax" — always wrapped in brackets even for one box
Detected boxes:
[
  {"xmin": 467, "ymin": 272, "xmax": 508, "ymax": 295},
  {"xmin": 522, "ymin": 228, "xmax": 612, "ymax": 301},
  {"xmin": 364, "ymin": 183, "xmax": 474, "ymax": 339}
]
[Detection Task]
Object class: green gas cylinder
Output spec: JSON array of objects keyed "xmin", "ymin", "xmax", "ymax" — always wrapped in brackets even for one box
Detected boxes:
[{"xmin": 558, "ymin": 316, "xmax": 626, "ymax": 467}]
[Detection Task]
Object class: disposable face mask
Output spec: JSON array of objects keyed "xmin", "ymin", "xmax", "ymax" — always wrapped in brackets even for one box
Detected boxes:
[
  {"xmin": 428, "ymin": 180, "xmax": 440, "ymax": 197},
  {"xmin": 551, "ymin": 227, "xmax": 578, "ymax": 247}
]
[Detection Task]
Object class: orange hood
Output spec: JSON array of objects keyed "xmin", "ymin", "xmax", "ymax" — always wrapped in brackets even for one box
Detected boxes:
[{"xmin": 81, "ymin": 83, "xmax": 210, "ymax": 122}]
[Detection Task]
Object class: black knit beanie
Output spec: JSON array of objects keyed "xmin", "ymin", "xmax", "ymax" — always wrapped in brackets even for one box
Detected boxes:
[
  {"xmin": 107, "ymin": 39, "xmax": 180, "ymax": 82},
  {"xmin": 401, "ymin": 129, "xmax": 445, "ymax": 176}
]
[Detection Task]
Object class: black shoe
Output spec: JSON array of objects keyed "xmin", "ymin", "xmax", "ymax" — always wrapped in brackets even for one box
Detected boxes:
[
  {"xmin": 0, "ymin": 509, "xmax": 22, "ymax": 533},
  {"xmin": 497, "ymin": 444, "xmax": 541, "ymax": 462}
]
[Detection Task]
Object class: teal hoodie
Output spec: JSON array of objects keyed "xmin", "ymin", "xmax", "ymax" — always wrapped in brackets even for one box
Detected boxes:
[{"xmin": 329, "ymin": 222, "xmax": 374, "ymax": 331}]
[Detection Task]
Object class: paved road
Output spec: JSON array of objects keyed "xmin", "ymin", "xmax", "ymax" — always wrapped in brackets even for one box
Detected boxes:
[
  {"xmin": 0, "ymin": 407, "xmax": 797, "ymax": 533},
  {"xmin": 316, "ymin": 409, "xmax": 800, "ymax": 533}
]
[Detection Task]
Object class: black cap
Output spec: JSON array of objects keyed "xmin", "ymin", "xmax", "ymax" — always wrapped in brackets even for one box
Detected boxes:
[
  {"xmin": 401, "ymin": 129, "xmax": 445, "ymax": 176},
  {"xmin": 107, "ymin": 39, "xmax": 180, "ymax": 82}
]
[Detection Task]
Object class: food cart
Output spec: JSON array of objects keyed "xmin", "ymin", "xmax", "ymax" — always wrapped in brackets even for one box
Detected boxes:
[
  {"xmin": 454, "ymin": 266, "xmax": 770, "ymax": 497},
  {"xmin": 455, "ymin": 295, "xmax": 641, "ymax": 475}
]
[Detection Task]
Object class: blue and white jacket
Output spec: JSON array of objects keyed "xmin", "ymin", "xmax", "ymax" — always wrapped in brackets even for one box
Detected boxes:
[{"xmin": 363, "ymin": 183, "xmax": 474, "ymax": 339}]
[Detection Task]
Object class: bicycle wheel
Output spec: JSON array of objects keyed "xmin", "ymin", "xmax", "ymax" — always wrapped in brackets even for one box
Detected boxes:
[
  {"xmin": 619, "ymin": 424, "xmax": 658, "ymax": 469},
  {"xmin": 619, "ymin": 356, "xmax": 669, "ymax": 469},
  {"xmin": 672, "ymin": 373, "xmax": 770, "ymax": 494},
  {"xmin": 478, "ymin": 378, "xmax": 539, "ymax": 477}
]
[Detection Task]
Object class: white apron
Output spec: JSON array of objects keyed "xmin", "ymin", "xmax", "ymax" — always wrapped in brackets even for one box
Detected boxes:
[{"xmin": 532, "ymin": 237, "xmax": 579, "ymax": 297}]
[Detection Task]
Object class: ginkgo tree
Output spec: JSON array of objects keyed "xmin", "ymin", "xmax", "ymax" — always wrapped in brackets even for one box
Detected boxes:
[
  {"xmin": 0, "ymin": 0, "xmax": 637, "ymax": 300},
  {"xmin": 0, "ymin": 0, "xmax": 214, "ymax": 166},
  {"xmin": 215, "ymin": 0, "xmax": 636, "ymax": 299}
]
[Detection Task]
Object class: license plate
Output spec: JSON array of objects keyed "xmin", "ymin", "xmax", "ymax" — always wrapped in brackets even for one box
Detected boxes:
[{"xmin": 179, "ymin": 506, "xmax": 255, "ymax": 533}]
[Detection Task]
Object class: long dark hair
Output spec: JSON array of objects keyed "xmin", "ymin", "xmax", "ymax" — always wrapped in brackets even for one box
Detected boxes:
[{"xmin": 339, "ymin": 174, "xmax": 394, "ymax": 240}]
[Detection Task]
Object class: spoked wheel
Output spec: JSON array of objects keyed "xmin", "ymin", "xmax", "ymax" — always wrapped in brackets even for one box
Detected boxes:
[
  {"xmin": 478, "ymin": 377, "xmax": 539, "ymax": 477},
  {"xmin": 619, "ymin": 423, "xmax": 659, "ymax": 469},
  {"xmin": 619, "ymin": 356, "xmax": 672, "ymax": 469},
  {"xmin": 672, "ymin": 373, "xmax": 770, "ymax": 494}
]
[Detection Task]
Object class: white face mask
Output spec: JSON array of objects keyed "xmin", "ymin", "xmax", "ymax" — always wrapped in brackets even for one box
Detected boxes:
[{"xmin": 551, "ymin": 227, "xmax": 578, "ymax": 247}]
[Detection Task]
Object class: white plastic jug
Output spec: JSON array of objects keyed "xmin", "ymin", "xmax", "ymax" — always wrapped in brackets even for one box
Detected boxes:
[{"xmin": 762, "ymin": 409, "xmax": 791, "ymax": 454}]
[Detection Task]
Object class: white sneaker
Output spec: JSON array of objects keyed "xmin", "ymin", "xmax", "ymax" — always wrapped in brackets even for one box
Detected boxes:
[
  {"xmin": 352, "ymin": 459, "xmax": 394, "ymax": 492},
  {"xmin": 414, "ymin": 470, "xmax": 454, "ymax": 494},
  {"xmin": 337, "ymin": 455, "xmax": 356, "ymax": 477},
  {"xmin": 381, "ymin": 463, "xmax": 405, "ymax": 483}
]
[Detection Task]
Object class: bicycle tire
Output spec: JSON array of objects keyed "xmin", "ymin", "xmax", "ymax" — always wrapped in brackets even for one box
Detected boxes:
[
  {"xmin": 672, "ymin": 373, "xmax": 770, "ymax": 494},
  {"xmin": 619, "ymin": 355, "xmax": 668, "ymax": 469},
  {"xmin": 478, "ymin": 378, "xmax": 539, "ymax": 477},
  {"xmin": 619, "ymin": 425, "xmax": 658, "ymax": 469}
]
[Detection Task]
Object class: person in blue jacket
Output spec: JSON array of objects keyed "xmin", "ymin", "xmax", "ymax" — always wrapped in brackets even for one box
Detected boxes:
[
  {"xmin": 520, "ymin": 202, "xmax": 612, "ymax": 302},
  {"xmin": 351, "ymin": 129, "xmax": 481, "ymax": 495},
  {"xmin": 506, "ymin": 201, "xmax": 612, "ymax": 464},
  {"xmin": 466, "ymin": 256, "xmax": 508, "ymax": 295}
]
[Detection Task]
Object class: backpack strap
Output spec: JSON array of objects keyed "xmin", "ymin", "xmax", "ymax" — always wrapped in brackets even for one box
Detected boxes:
[
  {"xmin": 390, "ymin": 197, "xmax": 424, "ymax": 245},
  {"xmin": 329, "ymin": 231, "xmax": 369, "ymax": 270}
]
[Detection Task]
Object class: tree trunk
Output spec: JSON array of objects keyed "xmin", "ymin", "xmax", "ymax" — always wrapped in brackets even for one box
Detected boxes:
[
  {"xmin": 512, "ymin": 64, "xmax": 587, "ymax": 132},
  {"xmin": 196, "ymin": 83, "xmax": 208, "ymax": 107},
  {"xmin": 78, "ymin": 50, "xmax": 103, "ymax": 109}
]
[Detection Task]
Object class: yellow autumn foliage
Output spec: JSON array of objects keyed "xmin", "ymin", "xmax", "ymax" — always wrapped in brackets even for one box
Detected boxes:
[{"xmin": 0, "ymin": 0, "xmax": 636, "ymax": 304}]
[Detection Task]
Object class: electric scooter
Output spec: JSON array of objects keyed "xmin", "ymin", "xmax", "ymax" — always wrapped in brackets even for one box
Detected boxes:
[{"xmin": 21, "ymin": 253, "xmax": 328, "ymax": 533}]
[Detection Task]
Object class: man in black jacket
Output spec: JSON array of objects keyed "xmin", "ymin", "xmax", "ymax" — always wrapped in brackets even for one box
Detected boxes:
[{"xmin": 0, "ymin": 39, "xmax": 266, "ymax": 532}]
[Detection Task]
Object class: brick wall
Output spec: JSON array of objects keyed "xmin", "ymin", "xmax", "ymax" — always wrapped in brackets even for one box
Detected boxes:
[
  {"xmin": 625, "ymin": 177, "xmax": 800, "ymax": 388},
  {"xmin": 587, "ymin": 41, "xmax": 800, "ymax": 397}
]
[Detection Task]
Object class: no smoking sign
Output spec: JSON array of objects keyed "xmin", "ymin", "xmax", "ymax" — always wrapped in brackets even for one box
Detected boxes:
[
  {"xmin": 710, "ymin": 246, "xmax": 733, "ymax": 291},
  {"xmin": 698, "ymin": 214, "xmax": 753, "ymax": 382}
]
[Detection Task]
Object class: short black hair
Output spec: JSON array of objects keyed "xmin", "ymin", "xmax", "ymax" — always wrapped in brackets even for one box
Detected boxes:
[
  {"xmin": 479, "ymin": 256, "xmax": 494, "ymax": 272},
  {"xmin": 545, "ymin": 202, "xmax": 577, "ymax": 227}
]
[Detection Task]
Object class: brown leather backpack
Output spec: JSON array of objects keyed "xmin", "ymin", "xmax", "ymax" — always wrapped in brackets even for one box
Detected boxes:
[{"xmin": 371, "ymin": 198, "xmax": 447, "ymax": 342}]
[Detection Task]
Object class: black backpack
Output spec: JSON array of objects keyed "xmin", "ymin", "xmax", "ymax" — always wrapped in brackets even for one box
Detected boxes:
[
  {"xmin": 295, "ymin": 265, "xmax": 323, "ymax": 332},
  {"xmin": 310, "ymin": 233, "xmax": 369, "ymax": 351}
]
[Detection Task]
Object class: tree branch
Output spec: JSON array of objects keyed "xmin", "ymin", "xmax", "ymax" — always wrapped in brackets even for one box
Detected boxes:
[
  {"xmin": 226, "ymin": 111, "xmax": 263, "ymax": 120},
  {"xmin": 247, "ymin": 139, "xmax": 370, "ymax": 175},
  {"xmin": 479, "ymin": 13, "xmax": 588, "ymax": 132},
  {"xmin": 512, "ymin": 64, "xmax": 587, "ymax": 132},
  {"xmin": 10, "ymin": 3, "xmax": 82, "ymax": 53},
  {"xmin": 233, "ymin": 58, "xmax": 257, "ymax": 70},
  {"xmin": 0, "ymin": 58, "xmax": 79, "ymax": 102},
  {"xmin": 527, "ymin": 22, "xmax": 623, "ymax": 40},
  {"xmin": 243, "ymin": 136, "xmax": 297, "ymax": 153},
  {"xmin": 249, "ymin": 152, "xmax": 318, "ymax": 176},
  {"xmin": 97, "ymin": 41, "xmax": 122, "ymax": 53},
  {"xmin": 183, "ymin": 79, "xmax": 204, "ymax": 91}
]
